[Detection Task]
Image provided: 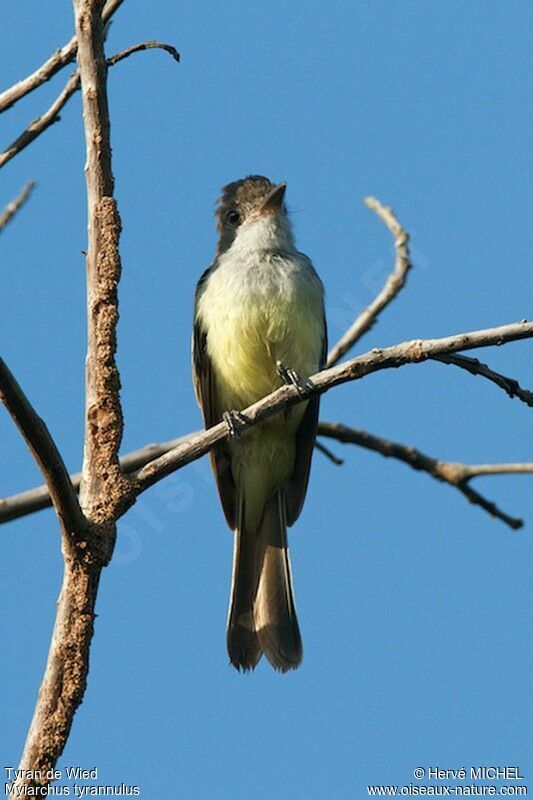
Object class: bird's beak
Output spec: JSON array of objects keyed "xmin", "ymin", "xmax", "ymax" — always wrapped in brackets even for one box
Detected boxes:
[{"xmin": 258, "ymin": 182, "xmax": 287, "ymax": 215}]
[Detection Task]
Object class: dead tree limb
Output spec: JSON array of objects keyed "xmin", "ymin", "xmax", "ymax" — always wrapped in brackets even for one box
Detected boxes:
[
  {"xmin": 2, "ymin": 321, "xmax": 532, "ymax": 528},
  {"xmin": 324, "ymin": 200, "xmax": 532, "ymax": 414},
  {"xmin": 107, "ymin": 40, "xmax": 180, "ymax": 67},
  {"xmin": 75, "ymin": 0, "xmax": 127, "ymax": 521},
  {"xmin": 327, "ymin": 196, "xmax": 411, "ymax": 365},
  {"xmin": 0, "ymin": 358, "xmax": 85, "ymax": 534},
  {"xmin": 0, "ymin": 438, "xmax": 184, "ymax": 524},
  {"xmin": 432, "ymin": 353, "xmax": 533, "ymax": 407},
  {"xmin": 9, "ymin": 2, "xmax": 123, "ymax": 794},
  {"xmin": 0, "ymin": 40, "xmax": 179, "ymax": 170},
  {"xmin": 317, "ymin": 422, "xmax": 531, "ymax": 530},
  {"xmin": 0, "ymin": 0, "xmax": 124, "ymax": 113},
  {"xmin": 0, "ymin": 181, "xmax": 36, "ymax": 232},
  {"xmin": 126, "ymin": 319, "xmax": 533, "ymax": 500},
  {"xmin": 0, "ymin": 70, "xmax": 82, "ymax": 169},
  {"xmin": 5, "ymin": 413, "xmax": 532, "ymax": 532}
]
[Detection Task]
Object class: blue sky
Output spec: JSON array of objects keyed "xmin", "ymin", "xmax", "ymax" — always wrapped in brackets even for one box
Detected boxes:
[{"xmin": 1, "ymin": 2, "xmax": 532, "ymax": 797}]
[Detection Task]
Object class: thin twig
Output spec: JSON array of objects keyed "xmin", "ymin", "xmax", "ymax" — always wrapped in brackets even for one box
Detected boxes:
[
  {"xmin": 0, "ymin": 41, "xmax": 179, "ymax": 170},
  {"xmin": 0, "ymin": 0, "xmax": 124, "ymax": 114},
  {"xmin": 315, "ymin": 440, "xmax": 344, "ymax": 465},
  {"xmin": 327, "ymin": 197, "xmax": 411, "ymax": 366},
  {"xmin": 0, "ymin": 358, "xmax": 86, "ymax": 534},
  {"xmin": 317, "ymin": 422, "xmax": 530, "ymax": 529},
  {"xmin": 0, "ymin": 181, "xmax": 35, "ymax": 232},
  {"xmin": 0, "ymin": 70, "xmax": 81, "ymax": 169},
  {"xmin": 432, "ymin": 353, "xmax": 533, "ymax": 407},
  {"xmin": 107, "ymin": 40, "xmax": 180, "ymax": 67}
]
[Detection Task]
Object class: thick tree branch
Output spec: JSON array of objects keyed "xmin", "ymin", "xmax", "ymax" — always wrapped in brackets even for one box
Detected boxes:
[
  {"xmin": 76, "ymin": 0, "xmax": 127, "ymax": 522},
  {"xmin": 432, "ymin": 353, "xmax": 533, "ymax": 407},
  {"xmin": 0, "ymin": 181, "xmax": 36, "ymax": 232},
  {"xmin": 0, "ymin": 41, "xmax": 179, "ymax": 170},
  {"xmin": 9, "ymin": 4, "xmax": 123, "ymax": 794},
  {"xmin": 0, "ymin": 0, "xmax": 123, "ymax": 114},
  {"xmin": 317, "ymin": 422, "xmax": 530, "ymax": 530},
  {"xmin": 10, "ymin": 562, "xmax": 103, "ymax": 796},
  {"xmin": 0, "ymin": 358, "xmax": 86, "ymax": 534},
  {"xmin": 327, "ymin": 196, "xmax": 411, "ymax": 366}
]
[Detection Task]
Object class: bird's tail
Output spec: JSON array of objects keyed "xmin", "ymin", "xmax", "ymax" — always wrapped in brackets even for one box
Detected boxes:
[{"xmin": 227, "ymin": 489, "xmax": 302, "ymax": 672}]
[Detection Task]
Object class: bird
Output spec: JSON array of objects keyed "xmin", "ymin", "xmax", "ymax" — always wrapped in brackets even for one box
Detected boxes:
[{"xmin": 193, "ymin": 175, "xmax": 327, "ymax": 671}]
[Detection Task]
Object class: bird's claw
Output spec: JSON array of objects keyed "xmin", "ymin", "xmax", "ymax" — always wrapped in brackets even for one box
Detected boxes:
[
  {"xmin": 276, "ymin": 361, "xmax": 307, "ymax": 396},
  {"xmin": 223, "ymin": 410, "xmax": 248, "ymax": 439}
]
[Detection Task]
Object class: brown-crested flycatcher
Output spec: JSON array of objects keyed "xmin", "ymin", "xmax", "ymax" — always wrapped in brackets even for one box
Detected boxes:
[{"xmin": 193, "ymin": 176, "xmax": 326, "ymax": 671}]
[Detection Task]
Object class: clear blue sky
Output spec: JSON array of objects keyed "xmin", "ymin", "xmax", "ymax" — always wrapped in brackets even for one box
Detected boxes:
[{"xmin": 1, "ymin": 2, "xmax": 532, "ymax": 797}]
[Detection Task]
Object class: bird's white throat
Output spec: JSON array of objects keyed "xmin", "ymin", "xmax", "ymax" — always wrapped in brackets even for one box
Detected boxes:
[{"xmin": 227, "ymin": 212, "xmax": 296, "ymax": 258}]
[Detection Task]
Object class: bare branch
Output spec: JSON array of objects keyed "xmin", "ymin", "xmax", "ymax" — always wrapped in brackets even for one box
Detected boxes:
[
  {"xmin": 460, "ymin": 463, "xmax": 533, "ymax": 478},
  {"xmin": 9, "ymin": 3, "xmax": 123, "ymax": 793},
  {"xmin": 2, "ymin": 321, "xmax": 532, "ymax": 527},
  {"xmin": 324, "ymin": 198, "xmax": 532, "ymax": 408},
  {"xmin": 315, "ymin": 440, "xmax": 344, "ymax": 465},
  {"xmin": 106, "ymin": 40, "xmax": 180, "ymax": 67},
  {"xmin": 432, "ymin": 353, "xmax": 533, "ymax": 407},
  {"xmin": 327, "ymin": 197, "xmax": 411, "ymax": 366},
  {"xmin": 129, "ymin": 319, "xmax": 533, "ymax": 500},
  {"xmin": 0, "ymin": 70, "xmax": 81, "ymax": 170},
  {"xmin": 0, "ymin": 181, "xmax": 36, "ymax": 232},
  {"xmin": 0, "ymin": 422, "xmax": 533, "ymax": 527},
  {"xmin": 76, "ymin": 0, "xmax": 128, "ymax": 521},
  {"xmin": 317, "ymin": 422, "xmax": 530, "ymax": 530},
  {"xmin": 0, "ymin": 39, "xmax": 180, "ymax": 170},
  {"xmin": 0, "ymin": 481, "xmax": 66, "ymax": 524},
  {"xmin": 0, "ymin": 0, "xmax": 124, "ymax": 114},
  {"xmin": 11, "ymin": 559, "xmax": 103, "ymax": 794},
  {"xmin": 0, "ymin": 437, "xmax": 187, "ymax": 524},
  {"xmin": 5, "ymin": 414, "xmax": 530, "ymax": 534},
  {"xmin": 0, "ymin": 358, "xmax": 86, "ymax": 534}
]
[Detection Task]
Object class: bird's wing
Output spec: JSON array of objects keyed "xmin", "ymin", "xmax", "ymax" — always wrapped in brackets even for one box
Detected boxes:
[
  {"xmin": 193, "ymin": 274, "xmax": 237, "ymax": 529},
  {"xmin": 285, "ymin": 315, "xmax": 328, "ymax": 526}
]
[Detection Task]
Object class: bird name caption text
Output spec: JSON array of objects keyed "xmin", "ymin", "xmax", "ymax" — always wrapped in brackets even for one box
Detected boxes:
[{"xmin": 3, "ymin": 766, "xmax": 141, "ymax": 797}]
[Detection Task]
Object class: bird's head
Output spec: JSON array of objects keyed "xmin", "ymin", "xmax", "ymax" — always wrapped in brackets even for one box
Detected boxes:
[{"xmin": 215, "ymin": 175, "xmax": 293, "ymax": 255}]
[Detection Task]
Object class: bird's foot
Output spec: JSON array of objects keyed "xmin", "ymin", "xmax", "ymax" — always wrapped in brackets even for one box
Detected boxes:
[
  {"xmin": 276, "ymin": 361, "xmax": 308, "ymax": 397},
  {"xmin": 223, "ymin": 410, "xmax": 248, "ymax": 439}
]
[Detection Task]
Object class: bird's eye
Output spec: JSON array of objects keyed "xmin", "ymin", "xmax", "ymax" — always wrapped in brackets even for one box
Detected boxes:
[{"xmin": 226, "ymin": 210, "xmax": 240, "ymax": 225}]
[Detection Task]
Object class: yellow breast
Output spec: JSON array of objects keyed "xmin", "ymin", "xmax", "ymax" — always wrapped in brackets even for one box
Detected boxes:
[{"xmin": 197, "ymin": 252, "xmax": 324, "ymax": 412}]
